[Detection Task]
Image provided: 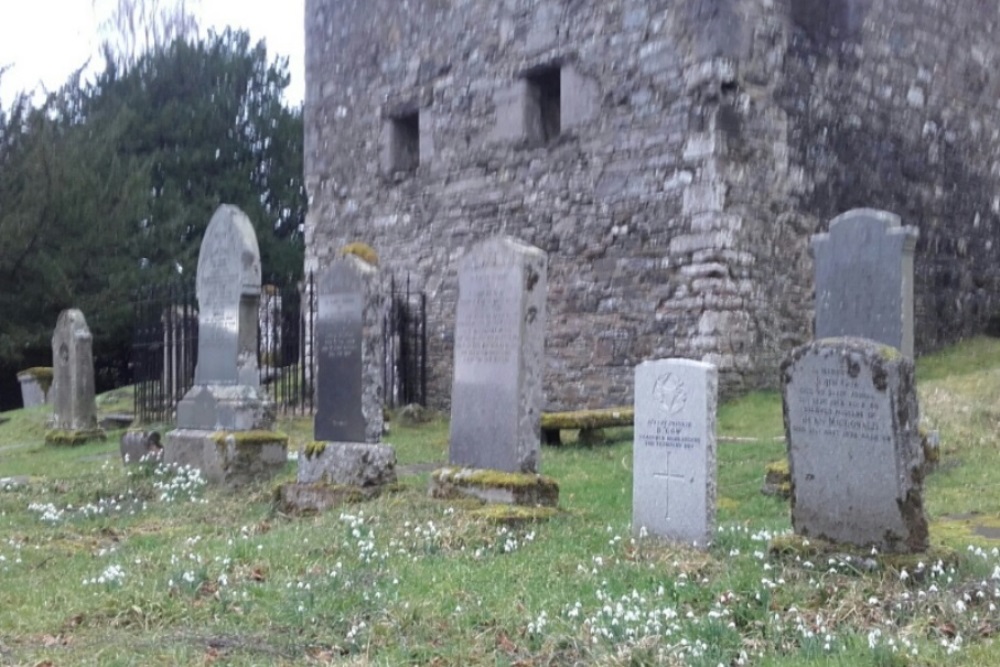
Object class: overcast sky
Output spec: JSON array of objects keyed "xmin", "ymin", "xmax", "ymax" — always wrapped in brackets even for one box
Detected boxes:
[{"xmin": 0, "ymin": 0, "xmax": 305, "ymax": 108}]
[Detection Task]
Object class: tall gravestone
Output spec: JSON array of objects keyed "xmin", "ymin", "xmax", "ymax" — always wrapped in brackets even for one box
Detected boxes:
[
  {"xmin": 812, "ymin": 209, "xmax": 919, "ymax": 357},
  {"xmin": 448, "ymin": 236, "xmax": 548, "ymax": 473},
  {"xmin": 46, "ymin": 310, "xmax": 104, "ymax": 444},
  {"xmin": 633, "ymin": 359, "xmax": 717, "ymax": 547},
  {"xmin": 279, "ymin": 255, "xmax": 396, "ymax": 512},
  {"xmin": 781, "ymin": 337, "xmax": 928, "ymax": 553},
  {"xmin": 165, "ymin": 205, "xmax": 286, "ymax": 485}
]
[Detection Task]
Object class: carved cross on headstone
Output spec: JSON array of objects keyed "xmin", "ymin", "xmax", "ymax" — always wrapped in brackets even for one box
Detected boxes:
[{"xmin": 652, "ymin": 451, "xmax": 688, "ymax": 520}]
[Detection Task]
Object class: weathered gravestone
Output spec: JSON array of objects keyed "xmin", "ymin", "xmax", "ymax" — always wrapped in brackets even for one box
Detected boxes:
[
  {"xmin": 781, "ymin": 337, "xmax": 928, "ymax": 553},
  {"xmin": 430, "ymin": 236, "xmax": 558, "ymax": 507},
  {"xmin": 17, "ymin": 367, "xmax": 51, "ymax": 407},
  {"xmin": 812, "ymin": 209, "xmax": 919, "ymax": 357},
  {"xmin": 46, "ymin": 310, "xmax": 104, "ymax": 445},
  {"xmin": 279, "ymin": 255, "xmax": 397, "ymax": 513},
  {"xmin": 633, "ymin": 359, "xmax": 717, "ymax": 547},
  {"xmin": 165, "ymin": 205, "xmax": 287, "ymax": 485},
  {"xmin": 448, "ymin": 236, "xmax": 547, "ymax": 472}
]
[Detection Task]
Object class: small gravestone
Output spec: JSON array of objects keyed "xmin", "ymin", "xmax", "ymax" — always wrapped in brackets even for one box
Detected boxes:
[
  {"xmin": 17, "ymin": 367, "xmax": 51, "ymax": 407},
  {"xmin": 812, "ymin": 209, "xmax": 919, "ymax": 357},
  {"xmin": 781, "ymin": 337, "xmax": 928, "ymax": 553},
  {"xmin": 165, "ymin": 205, "xmax": 286, "ymax": 485},
  {"xmin": 279, "ymin": 255, "xmax": 396, "ymax": 513},
  {"xmin": 430, "ymin": 236, "xmax": 557, "ymax": 507},
  {"xmin": 46, "ymin": 310, "xmax": 104, "ymax": 445},
  {"xmin": 632, "ymin": 359, "xmax": 717, "ymax": 547},
  {"xmin": 120, "ymin": 430, "xmax": 162, "ymax": 465}
]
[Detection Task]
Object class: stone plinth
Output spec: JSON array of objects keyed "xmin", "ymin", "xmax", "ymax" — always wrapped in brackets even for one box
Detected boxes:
[
  {"xmin": 167, "ymin": 430, "xmax": 288, "ymax": 487},
  {"xmin": 429, "ymin": 467, "xmax": 559, "ymax": 507}
]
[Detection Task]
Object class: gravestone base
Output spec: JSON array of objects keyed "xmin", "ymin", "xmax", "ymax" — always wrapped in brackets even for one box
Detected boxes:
[
  {"xmin": 297, "ymin": 442, "xmax": 397, "ymax": 486},
  {"xmin": 120, "ymin": 430, "xmax": 163, "ymax": 466},
  {"xmin": 44, "ymin": 427, "xmax": 106, "ymax": 446},
  {"xmin": 176, "ymin": 385, "xmax": 276, "ymax": 431},
  {"xmin": 429, "ymin": 467, "xmax": 559, "ymax": 507},
  {"xmin": 164, "ymin": 429, "xmax": 288, "ymax": 486},
  {"xmin": 278, "ymin": 442, "xmax": 397, "ymax": 513}
]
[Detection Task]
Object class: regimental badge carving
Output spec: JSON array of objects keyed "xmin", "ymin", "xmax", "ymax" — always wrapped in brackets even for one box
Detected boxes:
[{"xmin": 653, "ymin": 373, "xmax": 686, "ymax": 415}]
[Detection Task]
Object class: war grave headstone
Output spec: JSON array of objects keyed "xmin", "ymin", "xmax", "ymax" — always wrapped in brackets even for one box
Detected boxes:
[
  {"xmin": 165, "ymin": 205, "xmax": 287, "ymax": 485},
  {"xmin": 430, "ymin": 236, "xmax": 559, "ymax": 507},
  {"xmin": 632, "ymin": 359, "xmax": 717, "ymax": 547},
  {"xmin": 45, "ymin": 310, "xmax": 105, "ymax": 445},
  {"xmin": 17, "ymin": 367, "xmax": 52, "ymax": 407},
  {"xmin": 279, "ymin": 255, "xmax": 397, "ymax": 513},
  {"xmin": 812, "ymin": 208, "xmax": 919, "ymax": 358},
  {"xmin": 781, "ymin": 337, "xmax": 928, "ymax": 553}
]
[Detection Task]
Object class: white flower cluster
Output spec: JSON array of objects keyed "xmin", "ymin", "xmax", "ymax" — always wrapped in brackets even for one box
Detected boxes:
[
  {"xmin": 83, "ymin": 564, "xmax": 125, "ymax": 587},
  {"xmin": 152, "ymin": 463, "xmax": 206, "ymax": 503}
]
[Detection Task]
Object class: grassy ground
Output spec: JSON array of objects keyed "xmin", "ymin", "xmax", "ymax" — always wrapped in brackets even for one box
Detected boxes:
[{"xmin": 1, "ymin": 338, "xmax": 999, "ymax": 665}]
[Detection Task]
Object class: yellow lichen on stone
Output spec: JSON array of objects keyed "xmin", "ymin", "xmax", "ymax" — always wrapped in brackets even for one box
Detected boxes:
[
  {"xmin": 339, "ymin": 242, "xmax": 379, "ymax": 266},
  {"xmin": 20, "ymin": 366, "xmax": 54, "ymax": 393},
  {"xmin": 878, "ymin": 345, "xmax": 902, "ymax": 361},
  {"xmin": 765, "ymin": 460, "xmax": 790, "ymax": 477},
  {"xmin": 211, "ymin": 430, "xmax": 289, "ymax": 447},
  {"xmin": 435, "ymin": 467, "xmax": 557, "ymax": 491},
  {"xmin": 304, "ymin": 441, "xmax": 328, "ymax": 458},
  {"xmin": 541, "ymin": 408, "xmax": 634, "ymax": 430}
]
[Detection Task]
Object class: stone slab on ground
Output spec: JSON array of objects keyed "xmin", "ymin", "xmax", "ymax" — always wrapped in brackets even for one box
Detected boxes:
[
  {"xmin": 164, "ymin": 429, "xmax": 288, "ymax": 487},
  {"xmin": 429, "ymin": 467, "xmax": 559, "ymax": 507},
  {"xmin": 781, "ymin": 337, "xmax": 928, "ymax": 553}
]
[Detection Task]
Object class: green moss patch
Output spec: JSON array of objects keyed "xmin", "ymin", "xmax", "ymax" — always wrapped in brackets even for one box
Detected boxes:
[
  {"xmin": 761, "ymin": 459, "xmax": 791, "ymax": 498},
  {"xmin": 44, "ymin": 428, "xmax": 106, "ymax": 446},
  {"xmin": 541, "ymin": 408, "xmax": 634, "ymax": 431},
  {"xmin": 18, "ymin": 367, "xmax": 53, "ymax": 393},
  {"xmin": 430, "ymin": 467, "xmax": 559, "ymax": 507},
  {"xmin": 211, "ymin": 430, "xmax": 289, "ymax": 447},
  {"xmin": 304, "ymin": 441, "xmax": 327, "ymax": 458},
  {"xmin": 468, "ymin": 504, "xmax": 558, "ymax": 525},
  {"xmin": 769, "ymin": 534, "xmax": 959, "ymax": 572}
]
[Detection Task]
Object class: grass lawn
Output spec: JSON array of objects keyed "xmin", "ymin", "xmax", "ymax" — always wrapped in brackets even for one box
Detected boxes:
[{"xmin": 1, "ymin": 337, "xmax": 1000, "ymax": 665}]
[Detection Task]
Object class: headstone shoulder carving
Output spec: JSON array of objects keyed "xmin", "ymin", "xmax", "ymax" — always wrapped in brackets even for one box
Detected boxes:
[
  {"xmin": 781, "ymin": 337, "xmax": 928, "ymax": 553},
  {"xmin": 633, "ymin": 358, "xmax": 717, "ymax": 547},
  {"xmin": 811, "ymin": 208, "xmax": 918, "ymax": 357},
  {"xmin": 448, "ymin": 236, "xmax": 547, "ymax": 473}
]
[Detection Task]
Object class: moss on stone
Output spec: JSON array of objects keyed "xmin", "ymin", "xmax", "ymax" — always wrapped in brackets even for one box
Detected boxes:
[
  {"xmin": 211, "ymin": 430, "xmax": 288, "ymax": 446},
  {"xmin": 339, "ymin": 242, "xmax": 379, "ymax": 266},
  {"xmin": 769, "ymin": 533, "xmax": 958, "ymax": 568},
  {"xmin": 765, "ymin": 459, "xmax": 789, "ymax": 477},
  {"xmin": 541, "ymin": 408, "xmax": 634, "ymax": 430},
  {"xmin": 44, "ymin": 428, "xmax": 106, "ymax": 446},
  {"xmin": 20, "ymin": 367, "xmax": 53, "ymax": 393},
  {"xmin": 878, "ymin": 344, "xmax": 903, "ymax": 361},
  {"xmin": 433, "ymin": 467, "xmax": 558, "ymax": 491},
  {"xmin": 304, "ymin": 441, "xmax": 328, "ymax": 458},
  {"xmin": 469, "ymin": 504, "xmax": 558, "ymax": 524}
]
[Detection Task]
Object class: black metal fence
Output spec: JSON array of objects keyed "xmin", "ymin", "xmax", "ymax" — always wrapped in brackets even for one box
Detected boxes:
[
  {"xmin": 382, "ymin": 273, "xmax": 428, "ymax": 409},
  {"xmin": 132, "ymin": 271, "xmax": 426, "ymax": 423},
  {"xmin": 132, "ymin": 280, "xmax": 199, "ymax": 424}
]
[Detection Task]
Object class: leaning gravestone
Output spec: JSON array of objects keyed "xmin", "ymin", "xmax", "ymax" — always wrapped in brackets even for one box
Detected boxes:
[
  {"xmin": 430, "ymin": 236, "xmax": 558, "ymax": 507},
  {"xmin": 633, "ymin": 359, "xmax": 717, "ymax": 547},
  {"xmin": 46, "ymin": 310, "xmax": 104, "ymax": 445},
  {"xmin": 279, "ymin": 255, "xmax": 397, "ymax": 513},
  {"xmin": 165, "ymin": 205, "xmax": 286, "ymax": 485},
  {"xmin": 812, "ymin": 208, "xmax": 919, "ymax": 358},
  {"xmin": 781, "ymin": 337, "xmax": 928, "ymax": 553}
]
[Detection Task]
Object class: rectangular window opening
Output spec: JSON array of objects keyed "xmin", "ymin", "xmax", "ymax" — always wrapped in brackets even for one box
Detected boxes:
[
  {"xmin": 389, "ymin": 111, "xmax": 420, "ymax": 172},
  {"xmin": 525, "ymin": 65, "xmax": 561, "ymax": 144}
]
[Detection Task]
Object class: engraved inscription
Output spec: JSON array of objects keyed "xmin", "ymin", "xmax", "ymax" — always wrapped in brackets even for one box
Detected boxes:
[
  {"xmin": 792, "ymin": 365, "xmax": 889, "ymax": 443},
  {"xmin": 653, "ymin": 373, "xmax": 687, "ymax": 415},
  {"xmin": 319, "ymin": 294, "xmax": 362, "ymax": 359},
  {"xmin": 454, "ymin": 268, "xmax": 518, "ymax": 366},
  {"xmin": 639, "ymin": 417, "xmax": 701, "ymax": 450}
]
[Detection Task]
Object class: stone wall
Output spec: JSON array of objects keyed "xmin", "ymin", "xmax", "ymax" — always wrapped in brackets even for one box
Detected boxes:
[{"xmin": 304, "ymin": 0, "xmax": 1000, "ymax": 410}]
